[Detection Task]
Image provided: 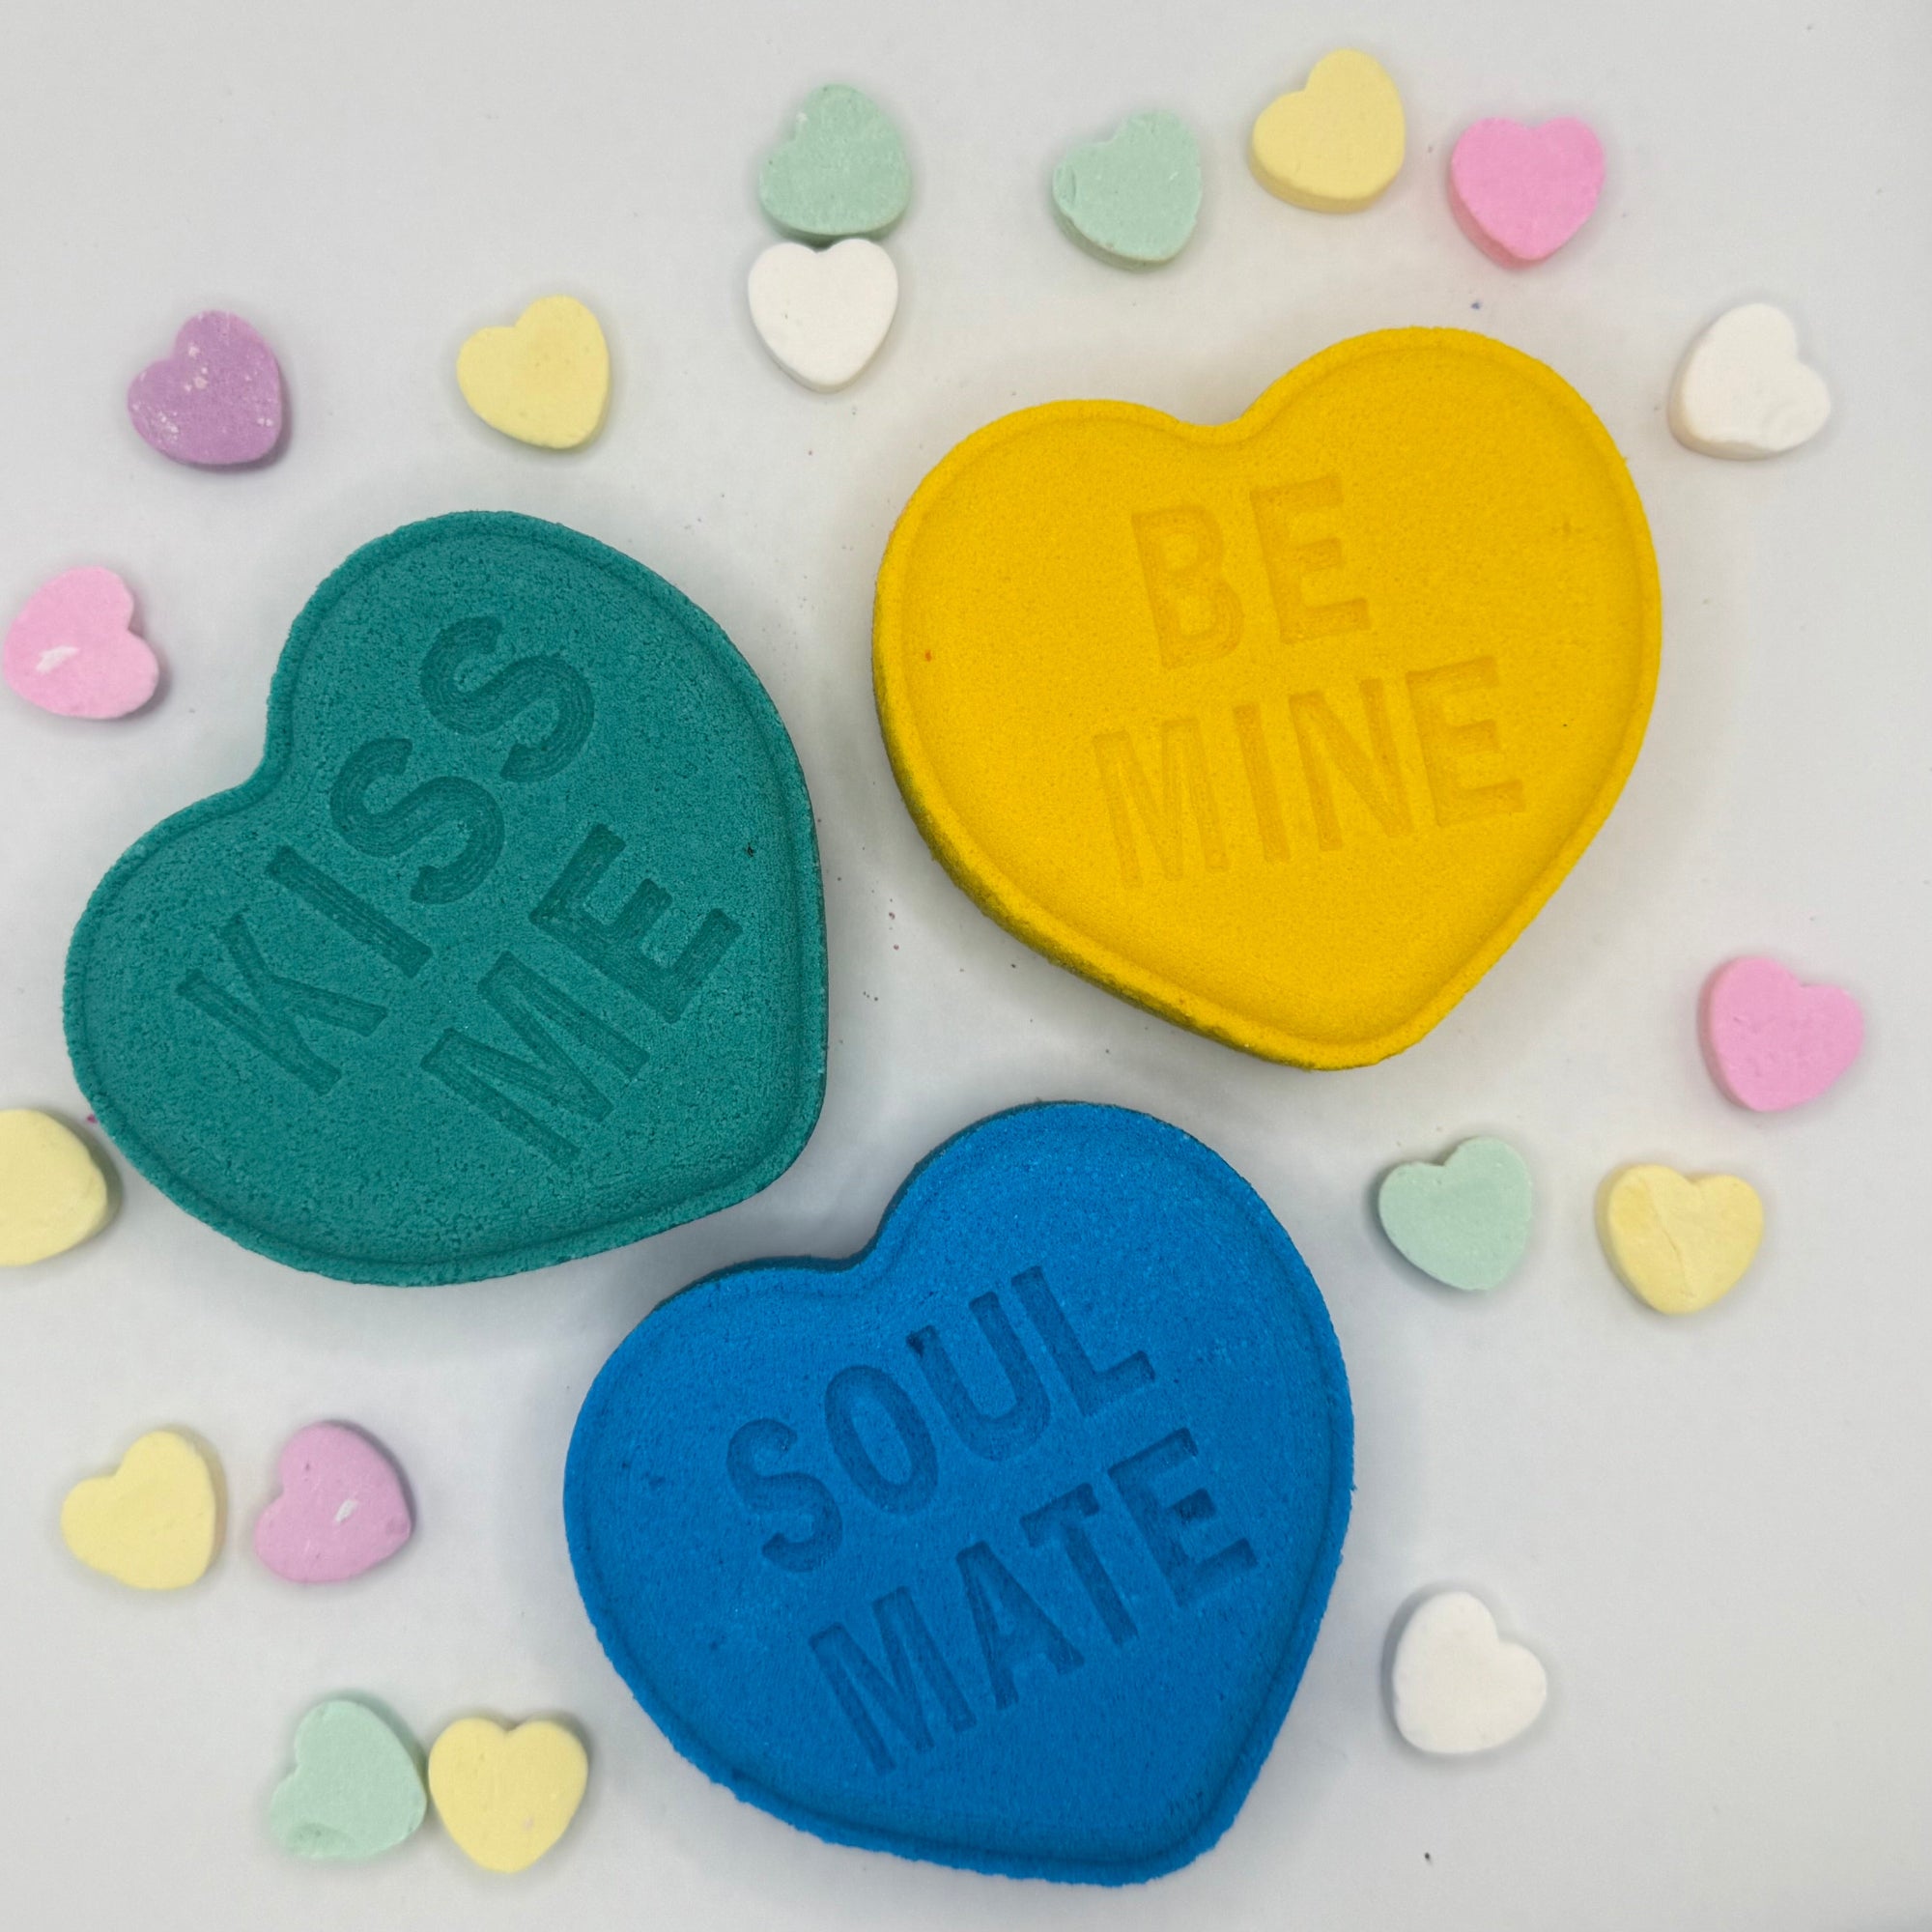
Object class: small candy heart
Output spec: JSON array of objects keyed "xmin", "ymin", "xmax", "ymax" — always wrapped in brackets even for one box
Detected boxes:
[
  {"xmin": 1669, "ymin": 303, "xmax": 1830, "ymax": 458},
  {"xmin": 61, "ymin": 1429, "xmax": 221, "ymax": 1590},
  {"xmin": 4, "ymin": 568, "xmax": 160, "ymax": 720},
  {"xmin": 270, "ymin": 1698, "xmax": 427, "ymax": 1861},
  {"xmin": 1052, "ymin": 110, "xmax": 1202, "ymax": 267},
  {"xmin": 127, "ymin": 311, "xmax": 284, "ymax": 468},
  {"xmin": 748, "ymin": 239, "xmax": 898, "ymax": 391},
  {"xmin": 1390, "ymin": 1589, "xmax": 1547, "ymax": 1754},
  {"xmin": 1449, "ymin": 117, "xmax": 1604, "ymax": 266},
  {"xmin": 0, "ymin": 1108, "xmax": 114, "ymax": 1264},
  {"xmin": 457, "ymin": 296, "xmax": 610, "ymax": 450},
  {"xmin": 427, "ymin": 1717, "xmax": 588, "ymax": 1873},
  {"xmin": 1249, "ymin": 49, "xmax": 1405, "ymax": 213},
  {"xmin": 254, "ymin": 1422, "xmax": 413, "ymax": 1584},
  {"xmin": 1702, "ymin": 955, "xmax": 1863, "ymax": 1113},
  {"xmin": 1598, "ymin": 1165, "xmax": 1763, "ymax": 1315},
  {"xmin": 1377, "ymin": 1137, "xmax": 1532, "ymax": 1293},
  {"xmin": 759, "ymin": 83, "xmax": 911, "ymax": 240}
]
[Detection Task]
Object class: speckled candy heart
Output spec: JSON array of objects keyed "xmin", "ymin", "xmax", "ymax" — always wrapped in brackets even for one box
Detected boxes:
[
  {"xmin": 254, "ymin": 1422, "xmax": 412, "ymax": 1584},
  {"xmin": 127, "ymin": 311, "xmax": 284, "ymax": 467}
]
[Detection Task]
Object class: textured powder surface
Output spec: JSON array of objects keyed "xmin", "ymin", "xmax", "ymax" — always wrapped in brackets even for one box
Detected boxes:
[
  {"xmin": 758, "ymin": 84, "xmax": 912, "ymax": 240},
  {"xmin": 1449, "ymin": 117, "xmax": 1605, "ymax": 266},
  {"xmin": 427, "ymin": 1718, "xmax": 588, "ymax": 1873},
  {"xmin": 60, "ymin": 1429, "xmax": 221, "ymax": 1590},
  {"xmin": 1377, "ymin": 1136, "xmax": 1533, "ymax": 1293},
  {"xmin": 3, "ymin": 567, "xmax": 160, "ymax": 721},
  {"xmin": 564, "ymin": 1102, "xmax": 1353, "ymax": 1884},
  {"xmin": 1667, "ymin": 303, "xmax": 1832, "ymax": 458},
  {"xmin": 747, "ymin": 240, "xmax": 899, "ymax": 391},
  {"xmin": 1598, "ymin": 1165, "xmax": 1765, "ymax": 1315},
  {"xmin": 253, "ymin": 1422, "xmax": 412, "ymax": 1583},
  {"xmin": 269, "ymin": 1699, "xmax": 426, "ymax": 1861},
  {"xmin": 1701, "ymin": 955, "xmax": 1863, "ymax": 1112},
  {"xmin": 64, "ymin": 512, "xmax": 826, "ymax": 1284},
  {"xmin": 874, "ymin": 327, "xmax": 1662, "ymax": 1068},
  {"xmin": 126, "ymin": 311, "xmax": 284, "ymax": 467},
  {"xmin": 1389, "ymin": 1590, "xmax": 1548, "ymax": 1754},
  {"xmin": 456, "ymin": 296, "xmax": 611, "ymax": 449},
  {"xmin": 1052, "ymin": 111, "xmax": 1203, "ymax": 267},
  {"xmin": 1249, "ymin": 50, "xmax": 1406, "ymax": 212}
]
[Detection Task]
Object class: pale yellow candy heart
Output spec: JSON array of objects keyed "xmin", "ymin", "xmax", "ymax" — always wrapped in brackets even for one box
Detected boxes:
[
  {"xmin": 1250, "ymin": 48, "xmax": 1406, "ymax": 212},
  {"xmin": 1598, "ymin": 1165, "xmax": 1764, "ymax": 1315},
  {"xmin": 456, "ymin": 296, "xmax": 610, "ymax": 450},
  {"xmin": 0, "ymin": 1108, "xmax": 113, "ymax": 1265},
  {"xmin": 427, "ymin": 1717, "xmax": 587, "ymax": 1873},
  {"xmin": 61, "ymin": 1429, "xmax": 221, "ymax": 1589}
]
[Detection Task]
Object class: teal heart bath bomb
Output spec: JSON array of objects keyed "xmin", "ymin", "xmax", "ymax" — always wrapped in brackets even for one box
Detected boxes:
[
  {"xmin": 1377, "ymin": 1137, "xmax": 1532, "ymax": 1293},
  {"xmin": 1052, "ymin": 110, "xmax": 1202, "ymax": 266},
  {"xmin": 270, "ymin": 1699, "xmax": 426, "ymax": 1861},
  {"xmin": 65, "ymin": 513, "xmax": 826, "ymax": 1284},
  {"xmin": 759, "ymin": 84, "xmax": 911, "ymax": 239}
]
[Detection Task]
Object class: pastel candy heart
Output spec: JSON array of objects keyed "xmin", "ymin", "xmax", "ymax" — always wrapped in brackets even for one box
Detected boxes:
[
  {"xmin": 254, "ymin": 1422, "xmax": 412, "ymax": 1583},
  {"xmin": 1390, "ymin": 1590, "xmax": 1548, "ymax": 1754},
  {"xmin": 874, "ymin": 329, "xmax": 1661, "ymax": 1067},
  {"xmin": 65, "ymin": 513, "xmax": 826, "ymax": 1285},
  {"xmin": 5, "ymin": 568, "xmax": 160, "ymax": 720},
  {"xmin": 1668, "ymin": 303, "xmax": 1830, "ymax": 459},
  {"xmin": 427, "ymin": 1717, "xmax": 588, "ymax": 1873},
  {"xmin": 1377, "ymin": 1137, "xmax": 1531, "ymax": 1293},
  {"xmin": 0, "ymin": 1108, "xmax": 114, "ymax": 1264},
  {"xmin": 1598, "ymin": 1165, "xmax": 1764, "ymax": 1316},
  {"xmin": 127, "ymin": 310, "xmax": 284, "ymax": 467},
  {"xmin": 748, "ymin": 239, "xmax": 898, "ymax": 392},
  {"xmin": 566, "ymin": 1102, "xmax": 1352, "ymax": 1884},
  {"xmin": 61, "ymin": 1429, "xmax": 220, "ymax": 1590},
  {"xmin": 759, "ymin": 84, "xmax": 911, "ymax": 240},
  {"xmin": 270, "ymin": 1698, "xmax": 427, "ymax": 1861},
  {"xmin": 1249, "ymin": 49, "xmax": 1405, "ymax": 213},
  {"xmin": 457, "ymin": 296, "xmax": 610, "ymax": 450},
  {"xmin": 1052, "ymin": 110, "xmax": 1202, "ymax": 267},
  {"xmin": 1701, "ymin": 955, "xmax": 1863, "ymax": 1112},
  {"xmin": 1449, "ymin": 118, "xmax": 1605, "ymax": 266}
]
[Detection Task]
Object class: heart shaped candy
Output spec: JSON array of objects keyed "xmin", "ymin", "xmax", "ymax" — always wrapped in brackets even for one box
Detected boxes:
[
  {"xmin": 748, "ymin": 240, "xmax": 898, "ymax": 391},
  {"xmin": 1390, "ymin": 1589, "xmax": 1547, "ymax": 1754},
  {"xmin": 127, "ymin": 311, "xmax": 284, "ymax": 467},
  {"xmin": 457, "ymin": 297, "xmax": 610, "ymax": 450},
  {"xmin": 0, "ymin": 1108, "xmax": 114, "ymax": 1264},
  {"xmin": 1249, "ymin": 50, "xmax": 1405, "ymax": 212},
  {"xmin": 1668, "ymin": 304, "xmax": 1830, "ymax": 459},
  {"xmin": 1449, "ymin": 118, "xmax": 1605, "ymax": 267},
  {"xmin": 566, "ymin": 1103, "xmax": 1352, "ymax": 1883},
  {"xmin": 270, "ymin": 1698, "xmax": 426, "ymax": 1861},
  {"xmin": 61, "ymin": 1429, "xmax": 221, "ymax": 1590},
  {"xmin": 1598, "ymin": 1165, "xmax": 1763, "ymax": 1315},
  {"xmin": 1377, "ymin": 1137, "xmax": 1532, "ymax": 1293},
  {"xmin": 65, "ymin": 513, "xmax": 825, "ymax": 1284},
  {"xmin": 254, "ymin": 1423, "xmax": 412, "ymax": 1583},
  {"xmin": 428, "ymin": 1717, "xmax": 588, "ymax": 1872},
  {"xmin": 1701, "ymin": 956, "xmax": 1862, "ymax": 1112},
  {"xmin": 759, "ymin": 84, "xmax": 911, "ymax": 240},
  {"xmin": 874, "ymin": 329, "xmax": 1661, "ymax": 1067},
  {"xmin": 1052, "ymin": 111, "xmax": 1202, "ymax": 267},
  {"xmin": 5, "ymin": 568, "xmax": 159, "ymax": 720}
]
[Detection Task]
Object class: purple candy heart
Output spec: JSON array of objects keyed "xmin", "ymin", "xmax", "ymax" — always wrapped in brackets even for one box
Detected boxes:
[
  {"xmin": 127, "ymin": 310, "xmax": 285, "ymax": 467},
  {"xmin": 254, "ymin": 1422, "xmax": 413, "ymax": 1584}
]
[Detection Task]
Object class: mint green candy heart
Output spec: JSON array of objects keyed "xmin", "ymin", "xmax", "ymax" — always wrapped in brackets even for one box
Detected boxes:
[
  {"xmin": 759, "ymin": 84, "xmax": 911, "ymax": 240},
  {"xmin": 270, "ymin": 1699, "xmax": 426, "ymax": 1861},
  {"xmin": 1377, "ymin": 1137, "xmax": 1532, "ymax": 1293},
  {"xmin": 1052, "ymin": 110, "xmax": 1202, "ymax": 266}
]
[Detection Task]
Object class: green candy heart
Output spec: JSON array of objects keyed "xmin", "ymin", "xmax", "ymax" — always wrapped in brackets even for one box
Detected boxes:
[
  {"xmin": 270, "ymin": 1699, "xmax": 426, "ymax": 1861},
  {"xmin": 759, "ymin": 83, "xmax": 911, "ymax": 240},
  {"xmin": 1052, "ymin": 110, "xmax": 1202, "ymax": 267},
  {"xmin": 1377, "ymin": 1137, "xmax": 1533, "ymax": 1293}
]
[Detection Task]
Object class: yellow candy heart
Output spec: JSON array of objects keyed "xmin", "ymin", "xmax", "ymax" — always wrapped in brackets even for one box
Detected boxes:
[
  {"xmin": 1250, "ymin": 48, "xmax": 1406, "ymax": 212},
  {"xmin": 0, "ymin": 1109, "xmax": 113, "ymax": 1265},
  {"xmin": 61, "ymin": 1429, "xmax": 221, "ymax": 1589},
  {"xmin": 456, "ymin": 295, "xmax": 610, "ymax": 450},
  {"xmin": 1599, "ymin": 1165, "xmax": 1764, "ymax": 1315},
  {"xmin": 874, "ymin": 328, "xmax": 1660, "ymax": 1067},
  {"xmin": 427, "ymin": 1717, "xmax": 587, "ymax": 1874}
]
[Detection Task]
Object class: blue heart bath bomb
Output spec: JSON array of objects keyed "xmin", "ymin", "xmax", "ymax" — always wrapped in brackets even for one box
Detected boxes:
[
  {"xmin": 64, "ymin": 513, "xmax": 825, "ymax": 1284},
  {"xmin": 565, "ymin": 1102, "xmax": 1352, "ymax": 1883}
]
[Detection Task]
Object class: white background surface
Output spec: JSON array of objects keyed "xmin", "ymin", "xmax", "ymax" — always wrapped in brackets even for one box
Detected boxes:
[{"xmin": 1, "ymin": 2, "xmax": 1927, "ymax": 1925}]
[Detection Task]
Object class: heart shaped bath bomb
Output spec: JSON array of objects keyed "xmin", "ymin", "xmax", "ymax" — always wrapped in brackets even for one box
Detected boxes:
[
  {"xmin": 254, "ymin": 1422, "xmax": 412, "ymax": 1583},
  {"xmin": 1052, "ymin": 110, "xmax": 1202, "ymax": 267},
  {"xmin": 65, "ymin": 513, "xmax": 825, "ymax": 1284},
  {"xmin": 1668, "ymin": 303, "xmax": 1830, "ymax": 458},
  {"xmin": 5, "ymin": 568, "xmax": 160, "ymax": 720},
  {"xmin": 874, "ymin": 328, "xmax": 1661, "ymax": 1067},
  {"xmin": 428, "ymin": 1717, "xmax": 588, "ymax": 1873},
  {"xmin": 61, "ymin": 1428, "xmax": 220, "ymax": 1590},
  {"xmin": 759, "ymin": 84, "xmax": 911, "ymax": 240},
  {"xmin": 748, "ymin": 239, "xmax": 898, "ymax": 391},
  {"xmin": 0, "ymin": 1108, "xmax": 114, "ymax": 1264},
  {"xmin": 457, "ymin": 296, "xmax": 610, "ymax": 450},
  {"xmin": 566, "ymin": 1102, "xmax": 1352, "ymax": 1884},
  {"xmin": 127, "ymin": 310, "xmax": 284, "ymax": 467},
  {"xmin": 1377, "ymin": 1137, "xmax": 1531, "ymax": 1293},
  {"xmin": 1390, "ymin": 1589, "xmax": 1547, "ymax": 1754},
  {"xmin": 1598, "ymin": 1165, "xmax": 1763, "ymax": 1315},
  {"xmin": 1449, "ymin": 118, "xmax": 1605, "ymax": 267},
  {"xmin": 1701, "ymin": 955, "xmax": 1862, "ymax": 1112},
  {"xmin": 270, "ymin": 1698, "xmax": 426, "ymax": 1861},
  {"xmin": 1250, "ymin": 50, "xmax": 1405, "ymax": 212}
]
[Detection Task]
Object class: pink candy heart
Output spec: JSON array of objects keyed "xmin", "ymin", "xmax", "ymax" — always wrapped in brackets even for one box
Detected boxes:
[
  {"xmin": 127, "ymin": 310, "xmax": 284, "ymax": 467},
  {"xmin": 1701, "ymin": 956, "xmax": 1863, "ymax": 1113},
  {"xmin": 4, "ymin": 567, "xmax": 160, "ymax": 719},
  {"xmin": 1450, "ymin": 117, "xmax": 1604, "ymax": 267},
  {"xmin": 254, "ymin": 1423, "xmax": 413, "ymax": 1585}
]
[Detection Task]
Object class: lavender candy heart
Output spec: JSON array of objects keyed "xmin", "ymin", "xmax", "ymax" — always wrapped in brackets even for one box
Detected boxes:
[{"xmin": 127, "ymin": 310, "xmax": 285, "ymax": 466}]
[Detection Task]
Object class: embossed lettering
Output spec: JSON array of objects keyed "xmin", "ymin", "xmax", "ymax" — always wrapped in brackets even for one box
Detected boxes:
[
  {"xmin": 810, "ymin": 1589, "xmax": 977, "ymax": 1772},
  {"xmin": 266, "ymin": 846, "xmax": 430, "ymax": 978},
  {"xmin": 906, "ymin": 1292, "xmax": 1050, "ymax": 1463},
  {"xmin": 956, "ymin": 1541, "xmax": 1083, "ymax": 1709},
  {"xmin": 824, "ymin": 1367, "xmax": 939, "ymax": 1516},
  {"xmin": 418, "ymin": 615, "xmax": 594, "ymax": 782},
  {"xmin": 1406, "ymin": 657, "xmax": 1526, "ymax": 827},
  {"xmin": 1132, "ymin": 504, "xmax": 1243, "ymax": 668},
  {"xmin": 1289, "ymin": 679, "xmax": 1412, "ymax": 849},
  {"xmin": 726, "ymin": 1419, "xmax": 843, "ymax": 1573},
  {"xmin": 329, "ymin": 737, "xmax": 504, "ymax": 904},
  {"xmin": 1010, "ymin": 1265, "xmax": 1154, "ymax": 1417},
  {"xmin": 1250, "ymin": 475, "xmax": 1370, "ymax": 642},
  {"xmin": 1022, "ymin": 1484, "xmax": 1137, "ymax": 1644},
  {"xmin": 1231, "ymin": 702, "xmax": 1292, "ymax": 863},
  {"xmin": 1094, "ymin": 719, "xmax": 1228, "ymax": 887},
  {"xmin": 1109, "ymin": 1428, "xmax": 1257, "ymax": 1608}
]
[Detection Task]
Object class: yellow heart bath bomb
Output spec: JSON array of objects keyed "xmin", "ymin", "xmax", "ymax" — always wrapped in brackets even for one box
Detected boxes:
[
  {"xmin": 874, "ymin": 327, "xmax": 1661, "ymax": 1067},
  {"xmin": 0, "ymin": 1109, "xmax": 113, "ymax": 1264},
  {"xmin": 457, "ymin": 296, "xmax": 610, "ymax": 449},
  {"xmin": 61, "ymin": 1429, "xmax": 221, "ymax": 1589},
  {"xmin": 1599, "ymin": 1165, "xmax": 1764, "ymax": 1315},
  {"xmin": 1251, "ymin": 49, "xmax": 1406, "ymax": 212},
  {"xmin": 428, "ymin": 1718, "xmax": 587, "ymax": 1873}
]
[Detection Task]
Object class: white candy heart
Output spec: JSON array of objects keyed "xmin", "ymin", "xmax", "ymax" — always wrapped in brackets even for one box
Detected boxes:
[
  {"xmin": 1668, "ymin": 302, "xmax": 1830, "ymax": 459},
  {"xmin": 748, "ymin": 239, "xmax": 898, "ymax": 392},
  {"xmin": 1390, "ymin": 1589, "xmax": 1548, "ymax": 1754}
]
